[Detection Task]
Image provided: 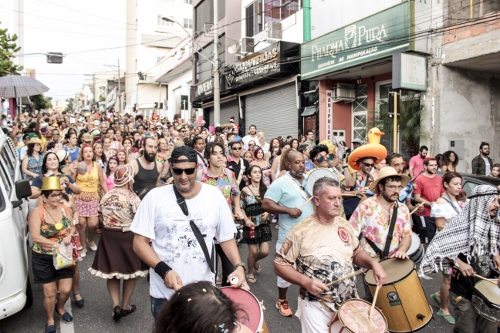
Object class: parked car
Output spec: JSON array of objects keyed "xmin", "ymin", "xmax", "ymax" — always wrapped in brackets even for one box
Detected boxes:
[
  {"xmin": 0, "ymin": 131, "xmax": 32, "ymax": 320},
  {"xmin": 437, "ymin": 171, "xmax": 500, "ymax": 197}
]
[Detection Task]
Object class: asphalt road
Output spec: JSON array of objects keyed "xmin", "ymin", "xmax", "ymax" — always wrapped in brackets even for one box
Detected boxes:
[{"xmin": 1, "ymin": 225, "xmax": 458, "ymax": 333}]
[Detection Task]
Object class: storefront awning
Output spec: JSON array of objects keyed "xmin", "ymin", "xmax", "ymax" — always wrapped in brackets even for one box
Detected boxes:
[{"xmin": 301, "ymin": 106, "xmax": 316, "ymax": 117}]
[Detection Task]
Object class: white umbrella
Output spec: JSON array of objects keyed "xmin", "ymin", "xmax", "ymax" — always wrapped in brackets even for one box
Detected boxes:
[{"xmin": 0, "ymin": 75, "xmax": 49, "ymax": 98}]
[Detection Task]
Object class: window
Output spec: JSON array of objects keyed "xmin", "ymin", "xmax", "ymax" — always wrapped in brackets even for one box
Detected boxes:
[
  {"xmin": 245, "ymin": 0, "xmax": 262, "ymax": 37},
  {"xmin": 194, "ymin": 0, "xmax": 225, "ymax": 33},
  {"xmin": 352, "ymin": 84, "xmax": 368, "ymax": 143},
  {"xmin": 183, "ymin": 18, "xmax": 193, "ymax": 29},
  {"xmin": 158, "ymin": 15, "xmax": 174, "ymax": 26},
  {"xmin": 184, "ymin": 0, "xmax": 192, "ymax": 3},
  {"xmin": 264, "ymin": 0, "xmax": 300, "ymax": 24}
]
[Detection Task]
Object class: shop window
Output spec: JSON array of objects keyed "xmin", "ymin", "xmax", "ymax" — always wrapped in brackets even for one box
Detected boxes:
[
  {"xmin": 246, "ymin": 0, "xmax": 262, "ymax": 37},
  {"xmin": 264, "ymin": 0, "xmax": 301, "ymax": 24}
]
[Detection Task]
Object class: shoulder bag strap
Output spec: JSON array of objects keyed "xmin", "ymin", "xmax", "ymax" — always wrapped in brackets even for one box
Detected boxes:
[
  {"xmin": 364, "ymin": 236, "xmax": 384, "ymax": 258},
  {"xmin": 284, "ymin": 173, "xmax": 309, "ymax": 200},
  {"xmin": 172, "ymin": 185, "xmax": 215, "ymax": 273},
  {"xmin": 443, "ymin": 194, "xmax": 460, "ymax": 215},
  {"xmin": 382, "ymin": 204, "xmax": 399, "ymax": 258}
]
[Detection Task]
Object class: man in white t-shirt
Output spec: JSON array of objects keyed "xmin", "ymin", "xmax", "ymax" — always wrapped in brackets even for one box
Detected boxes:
[
  {"xmin": 242, "ymin": 124, "xmax": 258, "ymax": 150},
  {"xmin": 257, "ymin": 131, "xmax": 270, "ymax": 155},
  {"xmin": 131, "ymin": 146, "xmax": 249, "ymax": 317}
]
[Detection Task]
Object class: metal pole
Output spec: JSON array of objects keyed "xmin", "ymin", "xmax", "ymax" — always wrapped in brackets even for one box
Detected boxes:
[
  {"xmin": 213, "ymin": 0, "xmax": 220, "ymax": 126},
  {"xmin": 393, "ymin": 92, "xmax": 398, "ymax": 153},
  {"xmin": 118, "ymin": 59, "xmax": 122, "ymax": 114}
]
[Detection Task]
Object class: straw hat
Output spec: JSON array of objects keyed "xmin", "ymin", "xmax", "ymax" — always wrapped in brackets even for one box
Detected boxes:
[
  {"xmin": 41, "ymin": 176, "xmax": 63, "ymax": 191},
  {"xmin": 114, "ymin": 164, "xmax": 135, "ymax": 187},
  {"xmin": 81, "ymin": 133, "xmax": 93, "ymax": 142},
  {"xmin": 55, "ymin": 150, "xmax": 69, "ymax": 163},
  {"xmin": 369, "ymin": 167, "xmax": 410, "ymax": 194},
  {"xmin": 27, "ymin": 137, "xmax": 42, "ymax": 145}
]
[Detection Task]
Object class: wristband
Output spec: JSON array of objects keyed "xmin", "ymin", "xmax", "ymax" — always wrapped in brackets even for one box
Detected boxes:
[{"xmin": 155, "ymin": 261, "xmax": 172, "ymax": 279}]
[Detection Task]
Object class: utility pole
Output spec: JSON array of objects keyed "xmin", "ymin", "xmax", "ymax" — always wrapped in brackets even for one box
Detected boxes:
[
  {"xmin": 213, "ymin": 0, "xmax": 220, "ymax": 126},
  {"xmin": 118, "ymin": 59, "xmax": 122, "ymax": 114}
]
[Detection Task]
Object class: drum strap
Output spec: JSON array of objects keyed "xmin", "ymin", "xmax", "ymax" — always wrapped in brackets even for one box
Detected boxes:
[
  {"xmin": 365, "ymin": 204, "xmax": 399, "ymax": 259},
  {"xmin": 284, "ymin": 173, "xmax": 309, "ymax": 201},
  {"xmin": 173, "ymin": 185, "xmax": 215, "ymax": 274}
]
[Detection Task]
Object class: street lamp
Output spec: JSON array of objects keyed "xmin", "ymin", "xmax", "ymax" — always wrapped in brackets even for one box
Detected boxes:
[{"xmin": 162, "ymin": 14, "xmax": 221, "ymax": 126}]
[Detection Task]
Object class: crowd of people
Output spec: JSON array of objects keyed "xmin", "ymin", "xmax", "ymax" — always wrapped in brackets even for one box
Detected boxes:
[{"xmin": 5, "ymin": 108, "xmax": 500, "ymax": 333}]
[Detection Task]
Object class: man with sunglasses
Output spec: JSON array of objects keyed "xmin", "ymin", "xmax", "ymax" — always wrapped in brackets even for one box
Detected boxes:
[
  {"xmin": 308, "ymin": 144, "xmax": 354, "ymax": 188},
  {"xmin": 343, "ymin": 156, "xmax": 376, "ymax": 219},
  {"xmin": 227, "ymin": 141, "xmax": 249, "ymax": 191},
  {"xmin": 131, "ymin": 146, "xmax": 249, "ymax": 317}
]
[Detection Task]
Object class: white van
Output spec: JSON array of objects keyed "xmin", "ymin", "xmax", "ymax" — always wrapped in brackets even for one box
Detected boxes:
[{"xmin": 0, "ymin": 131, "xmax": 33, "ymax": 320}]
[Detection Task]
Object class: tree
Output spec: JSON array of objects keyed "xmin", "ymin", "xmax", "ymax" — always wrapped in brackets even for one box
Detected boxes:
[
  {"xmin": 64, "ymin": 98, "xmax": 75, "ymax": 112},
  {"xmin": 31, "ymin": 94, "xmax": 52, "ymax": 110},
  {"xmin": 0, "ymin": 22, "xmax": 23, "ymax": 76},
  {"xmin": 376, "ymin": 91, "xmax": 422, "ymax": 159}
]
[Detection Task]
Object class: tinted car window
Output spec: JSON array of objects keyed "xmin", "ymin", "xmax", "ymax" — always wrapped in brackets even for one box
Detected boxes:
[{"xmin": 462, "ymin": 180, "xmax": 480, "ymax": 197}]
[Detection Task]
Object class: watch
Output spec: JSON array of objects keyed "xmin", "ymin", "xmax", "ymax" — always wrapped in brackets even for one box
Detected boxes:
[{"xmin": 234, "ymin": 262, "xmax": 247, "ymax": 271}]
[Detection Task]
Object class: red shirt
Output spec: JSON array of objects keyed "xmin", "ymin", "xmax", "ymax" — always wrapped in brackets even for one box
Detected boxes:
[
  {"xmin": 410, "ymin": 154, "xmax": 425, "ymax": 179},
  {"xmin": 413, "ymin": 174, "xmax": 444, "ymax": 216}
]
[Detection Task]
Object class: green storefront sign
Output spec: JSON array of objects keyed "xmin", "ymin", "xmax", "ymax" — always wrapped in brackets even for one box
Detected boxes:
[{"xmin": 301, "ymin": 2, "xmax": 411, "ymax": 80}]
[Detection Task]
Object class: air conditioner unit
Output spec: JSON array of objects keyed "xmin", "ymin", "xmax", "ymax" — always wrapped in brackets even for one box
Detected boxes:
[
  {"xmin": 240, "ymin": 38, "xmax": 254, "ymax": 54},
  {"xmin": 332, "ymin": 83, "xmax": 355, "ymax": 102},
  {"xmin": 266, "ymin": 22, "xmax": 282, "ymax": 40}
]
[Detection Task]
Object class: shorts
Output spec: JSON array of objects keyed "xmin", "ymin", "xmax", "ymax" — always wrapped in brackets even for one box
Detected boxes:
[
  {"xmin": 415, "ymin": 216, "xmax": 436, "ymax": 244},
  {"xmin": 32, "ymin": 251, "xmax": 74, "ymax": 284}
]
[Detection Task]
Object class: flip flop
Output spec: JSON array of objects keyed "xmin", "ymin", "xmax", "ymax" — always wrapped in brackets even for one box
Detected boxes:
[
  {"xmin": 56, "ymin": 309, "xmax": 73, "ymax": 323},
  {"xmin": 430, "ymin": 293, "xmax": 440, "ymax": 307},
  {"xmin": 246, "ymin": 275, "xmax": 257, "ymax": 284},
  {"xmin": 437, "ymin": 310, "xmax": 455, "ymax": 324}
]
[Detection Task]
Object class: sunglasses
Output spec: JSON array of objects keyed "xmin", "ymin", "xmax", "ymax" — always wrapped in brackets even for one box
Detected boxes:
[
  {"xmin": 362, "ymin": 162, "xmax": 374, "ymax": 167},
  {"xmin": 315, "ymin": 154, "xmax": 334, "ymax": 163},
  {"xmin": 232, "ymin": 147, "xmax": 242, "ymax": 150},
  {"xmin": 172, "ymin": 167, "xmax": 196, "ymax": 175}
]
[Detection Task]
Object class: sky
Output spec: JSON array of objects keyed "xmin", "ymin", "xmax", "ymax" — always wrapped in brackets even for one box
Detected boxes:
[{"xmin": 2, "ymin": 0, "xmax": 127, "ymax": 105}]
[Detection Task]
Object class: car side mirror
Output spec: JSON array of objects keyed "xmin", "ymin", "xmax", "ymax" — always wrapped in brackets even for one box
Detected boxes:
[{"xmin": 15, "ymin": 179, "xmax": 32, "ymax": 200}]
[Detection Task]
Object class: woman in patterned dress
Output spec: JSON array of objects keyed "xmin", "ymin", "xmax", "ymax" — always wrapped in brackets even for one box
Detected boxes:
[
  {"xmin": 89, "ymin": 165, "xmax": 148, "ymax": 321},
  {"xmin": 74, "ymin": 145, "xmax": 108, "ymax": 256},
  {"xmin": 240, "ymin": 165, "xmax": 272, "ymax": 283}
]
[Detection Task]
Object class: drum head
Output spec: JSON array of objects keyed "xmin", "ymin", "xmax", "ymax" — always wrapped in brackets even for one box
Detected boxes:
[
  {"xmin": 475, "ymin": 280, "xmax": 500, "ymax": 305},
  {"xmin": 338, "ymin": 299, "xmax": 387, "ymax": 332},
  {"xmin": 406, "ymin": 232, "xmax": 421, "ymax": 254},
  {"xmin": 305, "ymin": 169, "xmax": 340, "ymax": 196},
  {"xmin": 220, "ymin": 287, "xmax": 263, "ymax": 332},
  {"xmin": 365, "ymin": 258, "xmax": 414, "ymax": 285}
]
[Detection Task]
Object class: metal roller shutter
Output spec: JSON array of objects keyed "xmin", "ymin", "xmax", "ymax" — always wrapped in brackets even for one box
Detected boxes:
[
  {"xmin": 245, "ymin": 83, "xmax": 298, "ymax": 139},
  {"xmin": 205, "ymin": 100, "xmax": 239, "ymax": 127}
]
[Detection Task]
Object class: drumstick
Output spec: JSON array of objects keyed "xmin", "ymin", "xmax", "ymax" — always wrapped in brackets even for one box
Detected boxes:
[
  {"xmin": 325, "ymin": 269, "xmax": 364, "ymax": 287},
  {"xmin": 410, "ymin": 203, "xmax": 424, "ymax": 215},
  {"xmin": 299, "ymin": 197, "xmax": 314, "ymax": 210},
  {"xmin": 474, "ymin": 274, "xmax": 497, "ymax": 285},
  {"xmin": 369, "ymin": 284, "xmax": 381, "ymax": 319},
  {"xmin": 342, "ymin": 193, "xmax": 359, "ymax": 197}
]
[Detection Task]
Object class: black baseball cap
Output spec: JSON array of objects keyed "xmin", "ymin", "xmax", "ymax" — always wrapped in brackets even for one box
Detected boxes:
[{"xmin": 169, "ymin": 146, "xmax": 198, "ymax": 164}]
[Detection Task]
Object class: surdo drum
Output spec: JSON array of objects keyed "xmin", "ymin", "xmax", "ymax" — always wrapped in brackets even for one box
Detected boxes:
[{"xmin": 365, "ymin": 259, "xmax": 432, "ymax": 332}]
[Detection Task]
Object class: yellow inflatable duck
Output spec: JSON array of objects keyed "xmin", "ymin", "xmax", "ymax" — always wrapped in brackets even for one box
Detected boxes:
[{"xmin": 348, "ymin": 127, "xmax": 387, "ymax": 171}]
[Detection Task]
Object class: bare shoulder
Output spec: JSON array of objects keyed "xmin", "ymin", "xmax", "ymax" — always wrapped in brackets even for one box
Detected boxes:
[{"xmin": 435, "ymin": 197, "xmax": 447, "ymax": 205}]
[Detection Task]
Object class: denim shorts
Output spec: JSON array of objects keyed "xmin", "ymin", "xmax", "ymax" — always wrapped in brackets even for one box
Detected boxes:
[{"xmin": 150, "ymin": 296, "xmax": 168, "ymax": 318}]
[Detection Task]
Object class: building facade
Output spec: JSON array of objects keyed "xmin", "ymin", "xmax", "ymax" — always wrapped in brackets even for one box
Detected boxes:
[{"xmin": 125, "ymin": 0, "xmax": 193, "ymax": 116}]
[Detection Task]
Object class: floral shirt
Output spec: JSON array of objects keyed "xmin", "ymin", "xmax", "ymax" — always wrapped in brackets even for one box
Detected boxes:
[
  {"xmin": 349, "ymin": 195, "xmax": 412, "ymax": 260},
  {"xmin": 32, "ymin": 205, "xmax": 72, "ymax": 255},
  {"xmin": 200, "ymin": 168, "xmax": 239, "ymax": 209}
]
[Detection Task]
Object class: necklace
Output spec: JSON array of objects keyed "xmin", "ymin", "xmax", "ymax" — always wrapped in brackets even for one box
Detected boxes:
[{"xmin": 67, "ymin": 145, "xmax": 77, "ymax": 154}]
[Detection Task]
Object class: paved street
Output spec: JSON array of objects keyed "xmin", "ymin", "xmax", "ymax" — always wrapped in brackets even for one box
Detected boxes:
[{"xmin": 1, "ymin": 226, "xmax": 457, "ymax": 333}]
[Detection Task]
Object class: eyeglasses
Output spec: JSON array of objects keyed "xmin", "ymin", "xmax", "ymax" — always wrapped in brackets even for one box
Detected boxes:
[
  {"xmin": 172, "ymin": 167, "xmax": 196, "ymax": 175},
  {"xmin": 384, "ymin": 185, "xmax": 403, "ymax": 191},
  {"xmin": 49, "ymin": 193, "xmax": 63, "ymax": 198},
  {"xmin": 362, "ymin": 162, "xmax": 374, "ymax": 167},
  {"xmin": 315, "ymin": 154, "xmax": 334, "ymax": 163},
  {"xmin": 232, "ymin": 147, "xmax": 242, "ymax": 150}
]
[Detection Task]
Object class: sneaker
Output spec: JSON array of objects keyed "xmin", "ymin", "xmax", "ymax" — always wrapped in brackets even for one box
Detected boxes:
[{"xmin": 276, "ymin": 299, "xmax": 292, "ymax": 317}]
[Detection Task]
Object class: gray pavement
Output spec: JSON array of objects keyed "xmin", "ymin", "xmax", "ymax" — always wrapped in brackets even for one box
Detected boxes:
[{"xmin": 1, "ymin": 225, "xmax": 458, "ymax": 333}]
